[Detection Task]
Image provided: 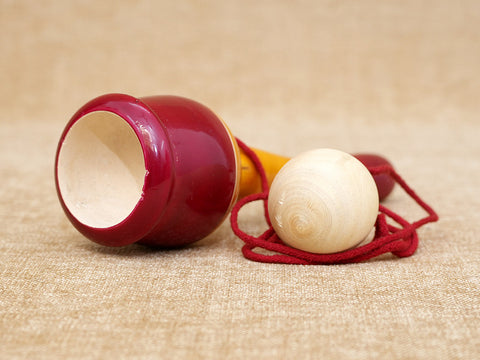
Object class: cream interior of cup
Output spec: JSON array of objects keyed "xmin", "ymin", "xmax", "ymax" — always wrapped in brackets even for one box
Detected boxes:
[{"xmin": 57, "ymin": 111, "xmax": 146, "ymax": 228}]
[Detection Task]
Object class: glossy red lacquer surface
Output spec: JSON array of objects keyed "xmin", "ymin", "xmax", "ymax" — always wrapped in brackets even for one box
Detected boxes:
[
  {"xmin": 138, "ymin": 96, "xmax": 238, "ymax": 247},
  {"xmin": 354, "ymin": 153, "xmax": 396, "ymax": 201},
  {"xmin": 55, "ymin": 94, "xmax": 238, "ymax": 247}
]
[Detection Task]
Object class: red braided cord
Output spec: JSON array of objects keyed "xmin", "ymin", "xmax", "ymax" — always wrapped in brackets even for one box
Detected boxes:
[{"xmin": 231, "ymin": 139, "xmax": 439, "ymax": 265}]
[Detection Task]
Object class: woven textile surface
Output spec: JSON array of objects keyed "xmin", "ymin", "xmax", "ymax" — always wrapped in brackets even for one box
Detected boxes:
[{"xmin": 1, "ymin": 1, "xmax": 479, "ymax": 359}]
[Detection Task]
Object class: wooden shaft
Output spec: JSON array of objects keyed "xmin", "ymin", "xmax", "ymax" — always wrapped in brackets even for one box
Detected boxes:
[{"xmin": 238, "ymin": 147, "xmax": 290, "ymax": 198}]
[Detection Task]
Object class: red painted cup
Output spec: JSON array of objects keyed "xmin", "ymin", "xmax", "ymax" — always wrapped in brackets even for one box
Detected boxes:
[{"xmin": 55, "ymin": 94, "xmax": 242, "ymax": 247}]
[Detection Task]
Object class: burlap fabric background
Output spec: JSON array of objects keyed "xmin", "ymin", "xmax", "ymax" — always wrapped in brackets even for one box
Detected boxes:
[{"xmin": 1, "ymin": 1, "xmax": 479, "ymax": 359}]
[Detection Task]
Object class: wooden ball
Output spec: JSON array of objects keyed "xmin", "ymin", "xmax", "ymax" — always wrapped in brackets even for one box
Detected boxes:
[{"xmin": 268, "ymin": 149, "xmax": 379, "ymax": 254}]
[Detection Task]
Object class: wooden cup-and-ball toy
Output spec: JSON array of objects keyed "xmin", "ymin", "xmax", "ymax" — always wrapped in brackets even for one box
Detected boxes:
[{"xmin": 55, "ymin": 94, "xmax": 394, "ymax": 252}]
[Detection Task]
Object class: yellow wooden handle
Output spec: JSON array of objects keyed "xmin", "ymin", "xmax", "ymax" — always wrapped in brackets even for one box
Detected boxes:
[{"xmin": 238, "ymin": 147, "xmax": 290, "ymax": 198}]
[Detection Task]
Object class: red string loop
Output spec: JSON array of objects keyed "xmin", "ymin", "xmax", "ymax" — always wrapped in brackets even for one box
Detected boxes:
[{"xmin": 231, "ymin": 139, "xmax": 438, "ymax": 265}]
